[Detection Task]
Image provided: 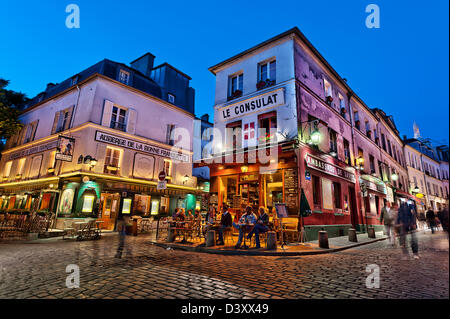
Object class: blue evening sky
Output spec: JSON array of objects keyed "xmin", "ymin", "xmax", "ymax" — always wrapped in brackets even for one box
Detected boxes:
[{"xmin": 1, "ymin": 0, "xmax": 448, "ymax": 144}]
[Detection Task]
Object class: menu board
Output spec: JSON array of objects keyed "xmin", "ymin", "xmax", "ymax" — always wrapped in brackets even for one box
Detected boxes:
[{"xmin": 284, "ymin": 169, "xmax": 298, "ymax": 210}]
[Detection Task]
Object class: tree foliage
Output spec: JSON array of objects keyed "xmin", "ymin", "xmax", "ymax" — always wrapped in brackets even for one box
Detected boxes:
[{"xmin": 0, "ymin": 78, "xmax": 28, "ymax": 141}]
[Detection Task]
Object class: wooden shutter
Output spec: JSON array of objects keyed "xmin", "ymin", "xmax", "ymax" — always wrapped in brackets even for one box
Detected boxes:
[
  {"xmin": 31, "ymin": 120, "xmax": 39, "ymax": 141},
  {"xmin": 101, "ymin": 100, "xmax": 114, "ymax": 127},
  {"xmin": 64, "ymin": 105, "xmax": 75, "ymax": 130},
  {"xmin": 51, "ymin": 112, "xmax": 60, "ymax": 134},
  {"xmin": 17, "ymin": 126, "xmax": 27, "ymax": 145},
  {"xmin": 126, "ymin": 109, "xmax": 137, "ymax": 134}
]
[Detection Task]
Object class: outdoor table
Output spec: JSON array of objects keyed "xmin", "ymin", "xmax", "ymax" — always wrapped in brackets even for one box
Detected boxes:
[
  {"xmin": 238, "ymin": 224, "xmax": 254, "ymax": 249},
  {"xmin": 174, "ymin": 221, "xmax": 189, "ymax": 243}
]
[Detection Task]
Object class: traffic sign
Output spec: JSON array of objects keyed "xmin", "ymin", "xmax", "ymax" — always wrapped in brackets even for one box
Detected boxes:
[{"xmin": 158, "ymin": 171, "xmax": 166, "ymax": 181}]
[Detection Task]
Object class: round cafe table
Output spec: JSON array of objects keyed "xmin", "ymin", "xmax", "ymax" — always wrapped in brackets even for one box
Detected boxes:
[{"xmin": 239, "ymin": 224, "xmax": 254, "ymax": 249}]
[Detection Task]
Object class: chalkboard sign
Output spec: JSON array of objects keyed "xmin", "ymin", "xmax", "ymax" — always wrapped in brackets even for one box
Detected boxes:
[
  {"xmin": 275, "ymin": 203, "xmax": 289, "ymax": 218},
  {"xmin": 284, "ymin": 168, "xmax": 298, "ymax": 211}
]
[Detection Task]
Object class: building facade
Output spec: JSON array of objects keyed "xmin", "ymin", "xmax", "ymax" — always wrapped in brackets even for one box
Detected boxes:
[{"xmin": 0, "ymin": 54, "xmax": 200, "ymax": 230}]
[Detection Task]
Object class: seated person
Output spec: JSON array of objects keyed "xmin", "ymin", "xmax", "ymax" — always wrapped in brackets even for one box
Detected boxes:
[
  {"xmin": 247, "ymin": 206, "xmax": 269, "ymax": 248},
  {"xmin": 203, "ymin": 206, "xmax": 216, "ymax": 236},
  {"xmin": 233, "ymin": 206, "xmax": 257, "ymax": 249},
  {"xmin": 172, "ymin": 208, "xmax": 179, "ymax": 219},
  {"xmin": 217, "ymin": 204, "xmax": 232, "ymax": 245},
  {"xmin": 176, "ymin": 208, "xmax": 185, "ymax": 221},
  {"xmin": 186, "ymin": 209, "xmax": 193, "ymax": 220}
]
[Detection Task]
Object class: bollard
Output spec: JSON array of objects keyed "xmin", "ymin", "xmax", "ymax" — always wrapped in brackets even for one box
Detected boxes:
[
  {"xmin": 167, "ymin": 227, "xmax": 175, "ymax": 242},
  {"xmin": 266, "ymin": 231, "xmax": 277, "ymax": 250},
  {"xmin": 206, "ymin": 230, "xmax": 216, "ymax": 247},
  {"xmin": 132, "ymin": 219, "xmax": 138, "ymax": 236},
  {"xmin": 348, "ymin": 228, "xmax": 357, "ymax": 242},
  {"xmin": 318, "ymin": 230, "xmax": 329, "ymax": 249},
  {"xmin": 368, "ymin": 227, "xmax": 376, "ymax": 238}
]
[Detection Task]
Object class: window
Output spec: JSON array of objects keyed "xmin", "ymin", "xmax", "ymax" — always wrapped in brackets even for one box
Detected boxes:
[
  {"xmin": 166, "ymin": 124, "xmax": 176, "ymax": 146},
  {"xmin": 328, "ymin": 128, "xmax": 337, "ymax": 155},
  {"xmin": 324, "ymin": 79, "xmax": 332, "ymax": 98},
  {"xmin": 333, "ymin": 182, "xmax": 342, "ymax": 209},
  {"xmin": 381, "ymin": 134, "xmax": 386, "ymax": 151},
  {"xmin": 118, "ymin": 69, "xmax": 130, "ymax": 85},
  {"xmin": 387, "ymin": 140, "xmax": 392, "ymax": 156},
  {"xmin": 23, "ymin": 121, "xmax": 39, "ymax": 143},
  {"xmin": 163, "ymin": 159, "xmax": 172, "ymax": 177},
  {"xmin": 392, "ymin": 145, "xmax": 397, "ymax": 161},
  {"xmin": 168, "ymin": 93, "xmax": 175, "ymax": 104},
  {"xmin": 343, "ymin": 138, "xmax": 351, "ymax": 164},
  {"xmin": 369, "ymin": 155, "xmax": 375, "ymax": 174},
  {"xmin": 354, "ymin": 111, "xmax": 360, "ymax": 130},
  {"xmin": 3, "ymin": 161, "xmax": 12, "ymax": 177},
  {"xmin": 258, "ymin": 60, "xmax": 276, "ymax": 87},
  {"xmin": 110, "ymin": 106, "xmax": 127, "ymax": 131},
  {"xmin": 228, "ymin": 73, "xmax": 243, "ymax": 100},
  {"xmin": 312, "ymin": 175, "xmax": 321, "ymax": 206},
  {"xmin": 378, "ymin": 160, "xmax": 384, "ymax": 180},
  {"xmin": 365, "ymin": 121, "xmax": 371, "ymax": 138},
  {"xmin": 70, "ymin": 75, "xmax": 79, "ymax": 86},
  {"xmin": 373, "ymin": 129, "xmax": 379, "ymax": 144},
  {"xmin": 56, "ymin": 110, "xmax": 70, "ymax": 133},
  {"xmin": 258, "ymin": 111, "xmax": 277, "ymax": 144},
  {"xmin": 338, "ymin": 93, "xmax": 345, "ymax": 109},
  {"xmin": 17, "ymin": 158, "xmax": 26, "ymax": 177},
  {"xmin": 243, "ymin": 122, "xmax": 255, "ymax": 140},
  {"xmin": 104, "ymin": 147, "xmax": 121, "ymax": 175},
  {"xmin": 226, "ymin": 120, "xmax": 242, "ymax": 151}
]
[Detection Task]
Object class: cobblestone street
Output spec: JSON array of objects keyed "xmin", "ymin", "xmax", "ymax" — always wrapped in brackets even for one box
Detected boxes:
[{"xmin": 0, "ymin": 231, "xmax": 448, "ymax": 299}]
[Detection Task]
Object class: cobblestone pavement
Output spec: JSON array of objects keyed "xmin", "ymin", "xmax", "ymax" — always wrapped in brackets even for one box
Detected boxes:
[{"xmin": 0, "ymin": 231, "xmax": 448, "ymax": 299}]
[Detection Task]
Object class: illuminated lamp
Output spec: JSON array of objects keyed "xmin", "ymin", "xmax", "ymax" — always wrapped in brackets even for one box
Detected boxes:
[
  {"xmin": 391, "ymin": 173, "xmax": 398, "ymax": 182},
  {"xmin": 310, "ymin": 128, "xmax": 321, "ymax": 145},
  {"xmin": 241, "ymin": 165, "xmax": 249, "ymax": 173}
]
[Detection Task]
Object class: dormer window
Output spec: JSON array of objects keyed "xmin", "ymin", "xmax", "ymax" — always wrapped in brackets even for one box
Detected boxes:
[
  {"xmin": 118, "ymin": 69, "xmax": 130, "ymax": 85},
  {"xmin": 71, "ymin": 75, "xmax": 79, "ymax": 86},
  {"xmin": 168, "ymin": 93, "xmax": 176, "ymax": 104}
]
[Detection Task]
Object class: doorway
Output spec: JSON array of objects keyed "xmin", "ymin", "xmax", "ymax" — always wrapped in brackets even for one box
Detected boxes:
[{"xmin": 99, "ymin": 193, "xmax": 120, "ymax": 230}]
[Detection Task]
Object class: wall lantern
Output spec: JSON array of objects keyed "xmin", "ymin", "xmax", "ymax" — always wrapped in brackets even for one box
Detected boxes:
[
  {"xmin": 391, "ymin": 173, "xmax": 399, "ymax": 182},
  {"xmin": 413, "ymin": 185, "xmax": 420, "ymax": 193},
  {"xmin": 182, "ymin": 175, "xmax": 190, "ymax": 184},
  {"xmin": 241, "ymin": 165, "xmax": 249, "ymax": 173},
  {"xmin": 310, "ymin": 128, "xmax": 321, "ymax": 145},
  {"xmin": 357, "ymin": 157, "xmax": 364, "ymax": 167}
]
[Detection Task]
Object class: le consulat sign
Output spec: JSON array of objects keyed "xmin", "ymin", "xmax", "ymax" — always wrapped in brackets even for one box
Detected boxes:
[
  {"xmin": 95, "ymin": 131, "xmax": 190, "ymax": 162},
  {"xmin": 219, "ymin": 88, "xmax": 285, "ymax": 121}
]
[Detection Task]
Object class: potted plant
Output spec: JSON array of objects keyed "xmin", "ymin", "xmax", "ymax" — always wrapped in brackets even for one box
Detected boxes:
[{"xmin": 326, "ymin": 95, "xmax": 333, "ymax": 103}]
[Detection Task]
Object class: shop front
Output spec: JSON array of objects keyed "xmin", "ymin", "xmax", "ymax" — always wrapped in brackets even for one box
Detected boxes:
[
  {"xmin": 54, "ymin": 173, "xmax": 200, "ymax": 231},
  {"xmin": 299, "ymin": 149, "xmax": 358, "ymax": 238},
  {"xmin": 359, "ymin": 174, "xmax": 386, "ymax": 231},
  {"xmin": 207, "ymin": 147, "xmax": 299, "ymax": 222}
]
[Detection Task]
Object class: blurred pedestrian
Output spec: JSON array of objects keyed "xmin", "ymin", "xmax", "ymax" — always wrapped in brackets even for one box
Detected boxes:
[
  {"xmin": 426, "ymin": 207, "xmax": 436, "ymax": 234},
  {"xmin": 397, "ymin": 202, "xmax": 419, "ymax": 260},
  {"xmin": 437, "ymin": 205, "xmax": 449, "ymax": 236},
  {"xmin": 380, "ymin": 202, "xmax": 396, "ymax": 246}
]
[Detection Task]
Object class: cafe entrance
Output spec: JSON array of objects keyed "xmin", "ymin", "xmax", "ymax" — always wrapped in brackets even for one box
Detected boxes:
[{"xmin": 98, "ymin": 192, "xmax": 120, "ymax": 230}]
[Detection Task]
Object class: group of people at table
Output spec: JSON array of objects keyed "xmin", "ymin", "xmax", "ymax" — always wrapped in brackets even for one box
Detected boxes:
[{"xmin": 171, "ymin": 204, "xmax": 273, "ymax": 249}]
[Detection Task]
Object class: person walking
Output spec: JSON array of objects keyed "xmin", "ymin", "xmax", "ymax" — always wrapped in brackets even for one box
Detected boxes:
[
  {"xmin": 380, "ymin": 202, "xmax": 396, "ymax": 246},
  {"xmin": 397, "ymin": 202, "xmax": 419, "ymax": 260},
  {"xmin": 437, "ymin": 205, "xmax": 449, "ymax": 237},
  {"xmin": 426, "ymin": 207, "xmax": 436, "ymax": 234}
]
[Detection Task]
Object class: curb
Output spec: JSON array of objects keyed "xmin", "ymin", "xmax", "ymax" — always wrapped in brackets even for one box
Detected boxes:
[{"xmin": 150, "ymin": 236, "xmax": 388, "ymax": 256}]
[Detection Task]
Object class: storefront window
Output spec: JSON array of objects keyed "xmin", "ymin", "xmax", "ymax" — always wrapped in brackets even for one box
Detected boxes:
[
  {"xmin": 221, "ymin": 175, "xmax": 238, "ymax": 208},
  {"xmin": 333, "ymin": 182, "xmax": 342, "ymax": 209},
  {"xmin": 263, "ymin": 171, "xmax": 282, "ymax": 208},
  {"xmin": 82, "ymin": 195, "xmax": 95, "ymax": 213},
  {"xmin": 258, "ymin": 111, "xmax": 277, "ymax": 144},
  {"xmin": 312, "ymin": 175, "xmax": 321, "ymax": 206}
]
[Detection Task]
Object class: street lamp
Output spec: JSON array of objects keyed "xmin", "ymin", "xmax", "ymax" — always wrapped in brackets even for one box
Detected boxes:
[
  {"xmin": 413, "ymin": 185, "xmax": 420, "ymax": 193},
  {"xmin": 182, "ymin": 175, "xmax": 189, "ymax": 184},
  {"xmin": 310, "ymin": 128, "xmax": 321, "ymax": 145},
  {"xmin": 391, "ymin": 173, "xmax": 398, "ymax": 182}
]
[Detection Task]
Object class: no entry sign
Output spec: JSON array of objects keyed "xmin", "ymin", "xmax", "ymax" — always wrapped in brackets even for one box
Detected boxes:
[{"xmin": 158, "ymin": 171, "xmax": 166, "ymax": 181}]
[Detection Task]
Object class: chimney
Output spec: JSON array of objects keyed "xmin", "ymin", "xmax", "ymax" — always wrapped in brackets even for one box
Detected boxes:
[
  {"xmin": 130, "ymin": 52, "xmax": 155, "ymax": 78},
  {"xmin": 403, "ymin": 135, "xmax": 407, "ymax": 141},
  {"xmin": 200, "ymin": 114, "xmax": 209, "ymax": 122}
]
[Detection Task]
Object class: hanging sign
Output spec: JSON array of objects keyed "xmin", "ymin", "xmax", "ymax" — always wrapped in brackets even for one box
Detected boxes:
[
  {"xmin": 157, "ymin": 181, "xmax": 167, "ymax": 190},
  {"xmin": 56, "ymin": 136, "xmax": 75, "ymax": 162},
  {"xmin": 305, "ymin": 169, "xmax": 311, "ymax": 181},
  {"xmin": 305, "ymin": 154, "xmax": 356, "ymax": 183}
]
